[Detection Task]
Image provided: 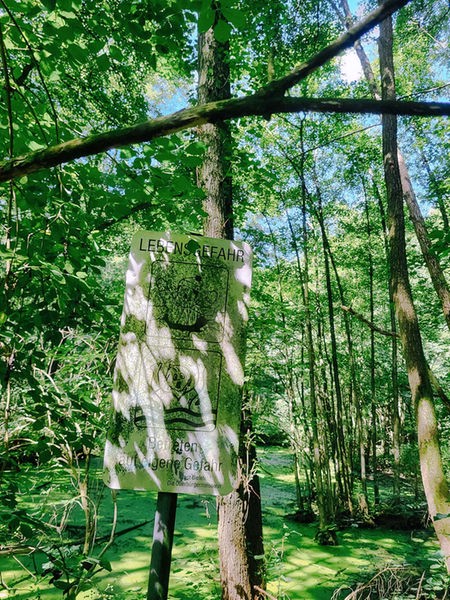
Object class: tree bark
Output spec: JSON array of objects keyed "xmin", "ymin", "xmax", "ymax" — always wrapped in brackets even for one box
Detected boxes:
[
  {"xmin": 2, "ymin": 0, "xmax": 447, "ymax": 184},
  {"xmin": 197, "ymin": 11, "xmax": 265, "ymax": 599},
  {"xmin": 379, "ymin": 14, "xmax": 450, "ymax": 572},
  {"xmin": 336, "ymin": 0, "xmax": 450, "ymax": 334},
  {"xmin": 372, "ymin": 178, "xmax": 402, "ymax": 501}
]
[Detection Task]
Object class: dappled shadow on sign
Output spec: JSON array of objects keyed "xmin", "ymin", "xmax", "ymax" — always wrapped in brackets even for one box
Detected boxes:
[{"xmin": 103, "ymin": 231, "xmax": 252, "ymax": 497}]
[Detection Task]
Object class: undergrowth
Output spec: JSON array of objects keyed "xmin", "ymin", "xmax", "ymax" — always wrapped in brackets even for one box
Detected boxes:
[{"xmin": 331, "ymin": 555, "xmax": 450, "ymax": 600}]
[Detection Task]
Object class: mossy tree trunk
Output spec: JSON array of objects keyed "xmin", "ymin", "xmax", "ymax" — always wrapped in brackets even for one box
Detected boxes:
[{"xmin": 379, "ymin": 13, "xmax": 450, "ymax": 572}]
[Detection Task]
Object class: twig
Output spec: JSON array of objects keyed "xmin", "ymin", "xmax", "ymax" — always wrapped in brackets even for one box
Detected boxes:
[
  {"xmin": 0, "ymin": 519, "xmax": 150, "ymax": 559},
  {"xmin": 415, "ymin": 571, "xmax": 425, "ymax": 599},
  {"xmin": 0, "ymin": 545, "xmax": 36, "ymax": 557},
  {"xmin": 12, "ymin": 555, "xmax": 36, "ymax": 579},
  {"xmin": 341, "ymin": 305, "xmax": 399, "ymax": 338},
  {"xmin": 97, "ymin": 491, "xmax": 118, "ymax": 559},
  {"xmin": 0, "ymin": 571, "xmax": 10, "ymax": 590},
  {"xmin": 254, "ymin": 585, "xmax": 278, "ymax": 600}
]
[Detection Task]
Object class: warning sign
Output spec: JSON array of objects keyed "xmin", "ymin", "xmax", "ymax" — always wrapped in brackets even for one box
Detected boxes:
[{"xmin": 103, "ymin": 231, "xmax": 252, "ymax": 496}]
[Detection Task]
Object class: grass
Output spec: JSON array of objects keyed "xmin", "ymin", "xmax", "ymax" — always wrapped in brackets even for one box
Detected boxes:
[{"xmin": 0, "ymin": 447, "xmax": 442, "ymax": 599}]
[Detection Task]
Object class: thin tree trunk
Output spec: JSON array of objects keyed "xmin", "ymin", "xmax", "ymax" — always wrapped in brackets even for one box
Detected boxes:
[
  {"xmin": 266, "ymin": 214, "xmax": 310, "ymax": 517},
  {"xmin": 397, "ymin": 151, "xmax": 450, "ymax": 330},
  {"xmin": 364, "ymin": 195, "xmax": 380, "ymax": 506},
  {"xmin": 317, "ymin": 210, "xmax": 367, "ymax": 514},
  {"xmin": 314, "ymin": 183, "xmax": 353, "ymax": 515},
  {"xmin": 197, "ymin": 8, "xmax": 265, "ymax": 598},
  {"xmin": 417, "ymin": 145, "xmax": 449, "ymax": 230},
  {"xmin": 336, "ymin": 0, "xmax": 450, "ymax": 333},
  {"xmin": 292, "ymin": 126, "xmax": 337, "ymax": 545},
  {"xmin": 287, "ymin": 200, "xmax": 335, "ymax": 543},
  {"xmin": 372, "ymin": 178, "xmax": 402, "ymax": 501},
  {"xmin": 379, "ymin": 14, "xmax": 450, "ymax": 572}
]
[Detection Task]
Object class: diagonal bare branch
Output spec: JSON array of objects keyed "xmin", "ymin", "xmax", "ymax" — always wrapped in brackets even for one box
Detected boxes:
[{"xmin": 261, "ymin": 0, "xmax": 411, "ymax": 97}]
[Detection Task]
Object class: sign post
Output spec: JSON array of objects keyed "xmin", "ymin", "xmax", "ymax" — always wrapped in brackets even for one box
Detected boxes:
[
  {"xmin": 147, "ymin": 492, "xmax": 177, "ymax": 600},
  {"xmin": 103, "ymin": 231, "xmax": 253, "ymax": 595}
]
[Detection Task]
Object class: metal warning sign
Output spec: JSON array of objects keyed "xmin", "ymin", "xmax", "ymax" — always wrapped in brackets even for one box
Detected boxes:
[{"xmin": 103, "ymin": 231, "xmax": 252, "ymax": 496}]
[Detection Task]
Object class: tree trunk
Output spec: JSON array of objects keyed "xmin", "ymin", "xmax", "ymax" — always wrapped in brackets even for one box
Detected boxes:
[
  {"xmin": 397, "ymin": 151, "xmax": 450, "ymax": 330},
  {"xmin": 286, "ymin": 191, "xmax": 336, "ymax": 544},
  {"xmin": 337, "ymin": 0, "xmax": 450, "ymax": 333},
  {"xmin": 379, "ymin": 14, "xmax": 450, "ymax": 572},
  {"xmin": 296, "ymin": 131, "xmax": 337, "ymax": 545},
  {"xmin": 417, "ymin": 143, "xmax": 449, "ymax": 230},
  {"xmin": 318, "ymin": 209, "xmax": 367, "ymax": 513},
  {"xmin": 364, "ymin": 196, "xmax": 380, "ymax": 506},
  {"xmin": 315, "ymin": 183, "xmax": 353, "ymax": 515},
  {"xmin": 372, "ymin": 178, "xmax": 402, "ymax": 501},
  {"xmin": 197, "ymin": 9, "xmax": 265, "ymax": 598}
]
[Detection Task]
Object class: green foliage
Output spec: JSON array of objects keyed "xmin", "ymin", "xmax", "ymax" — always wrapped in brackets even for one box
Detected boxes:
[{"xmin": 1, "ymin": 0, "xmax": 450, "ymax": 596}]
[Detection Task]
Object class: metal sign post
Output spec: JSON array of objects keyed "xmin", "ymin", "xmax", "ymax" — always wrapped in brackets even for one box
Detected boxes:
[
  {"xmin": 147, "ymin": 492, "xmax": 178, "ymax": 600},
  {"xmin": 103, "ymin": 231, "xmax": 253, "ymax": 597}
]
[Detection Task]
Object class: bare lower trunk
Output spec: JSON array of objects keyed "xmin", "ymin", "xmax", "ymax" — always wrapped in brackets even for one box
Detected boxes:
[{"xmin": 217, "ymin": 488, "xmax": 251, "ymax": 600}]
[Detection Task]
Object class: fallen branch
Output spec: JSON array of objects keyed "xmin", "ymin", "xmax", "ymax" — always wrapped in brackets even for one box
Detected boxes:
[
  {"xmin": 331, "ymin": 565, "xmax": 417, "ymax": 600},
  {"xmin": 254, "ymin": 585, "xmax": 278, "ymax": 600},
  {"xmin": 92, "ymin": 519, "xmax": 151, "ymax": 545}
]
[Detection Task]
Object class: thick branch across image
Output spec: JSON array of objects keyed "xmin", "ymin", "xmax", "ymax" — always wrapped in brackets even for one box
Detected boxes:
[
  {"xmin": 1, "ymin": 0, "xmax": 440, "ymax": 184},
  {"xmin": 0, "ymin": 97, "xmax": 449, "ymax": 183}
]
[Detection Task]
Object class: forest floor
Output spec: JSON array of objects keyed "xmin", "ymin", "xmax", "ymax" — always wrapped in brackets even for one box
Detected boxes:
[{"xmin": 0, "ymin": 447, "xmax": 442, "ymax": 599}]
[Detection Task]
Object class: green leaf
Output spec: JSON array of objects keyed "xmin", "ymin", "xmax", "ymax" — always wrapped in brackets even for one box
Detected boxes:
[
  {"xmin": 48, "ymin": 70, "xmax": 61, "ymax": 83},
  {"xmin": 28, "ymin": 141, "xmax": 46, "ymax": 151},
  {"xmin": 96, "ymin": 53, "xmax": 111, "ymax": 72},
  {"xmin": 64, "ymin": 261, "xmax": 74, "ymax": 274},
  {"xmin": 67, "ymin": 43, "xmax": 88, "ymax": 62},
  {"xmin": 40, "ymin": 0, "xmax": 56, "ymax": 9},
  {"xmin": 109, "ymin": 45, "xmax": 124, "ymax": 62},
  {"xmin": 222, "ymin": 7, "xmax": 246, "ymax": 30},
  {"xmin": 213, "ymin": 19, "xmax": 231, "ymax": 43},
  {"xmin": 60, "ymin": 10, "xmax": 77, "ymax": 19},
  {"xmin": 185, "ymin": 239, "xmax": 200, "ymax": 255},
  {"xmin": 198, "ymin": 6, "xmax": 215, "ymax": 33},
  {"xmin": 99, "ymin": 557, "xmax": 112, "ymax": 572},
  {"xmin": 53, "ymin": 580, "xmax": 71, "ymax": 591}
]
